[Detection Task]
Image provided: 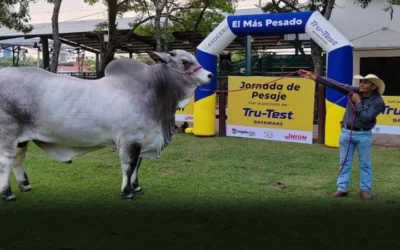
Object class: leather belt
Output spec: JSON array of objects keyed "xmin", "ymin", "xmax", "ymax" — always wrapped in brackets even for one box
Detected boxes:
[{"xmin": 341, "ymin": 124, "xmax": 371, "ymax": 131}]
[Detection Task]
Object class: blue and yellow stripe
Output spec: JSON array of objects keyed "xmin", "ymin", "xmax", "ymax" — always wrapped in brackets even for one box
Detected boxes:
[{"xmin": 325, "ymin": 45, "xmax": 353, "ymax": 147}]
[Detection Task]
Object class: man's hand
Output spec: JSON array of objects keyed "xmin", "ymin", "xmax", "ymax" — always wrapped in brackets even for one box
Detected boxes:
[
  {"xmin": 351, "ymin": 93, "xmax": 361, "ymax": 104},
  {"xmin": 298, "ymin": 69, "xmax": 317, "ymax": 80}
]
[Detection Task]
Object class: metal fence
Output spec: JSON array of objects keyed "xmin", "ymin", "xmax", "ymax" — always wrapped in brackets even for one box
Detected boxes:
[{"xmin": 57, "ymin": 72, "xmax": 98, "ymax": 80}]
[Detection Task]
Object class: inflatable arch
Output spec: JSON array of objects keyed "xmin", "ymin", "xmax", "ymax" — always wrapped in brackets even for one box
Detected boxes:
[{"xmin": 191, "ymin": 11, "xmax": 353, "ymax": 148}]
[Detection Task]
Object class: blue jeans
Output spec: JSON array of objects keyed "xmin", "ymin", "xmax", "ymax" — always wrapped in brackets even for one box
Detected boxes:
[{"xmin": 337, "ymin": 128, "xmax": 373, "ymax": 192}]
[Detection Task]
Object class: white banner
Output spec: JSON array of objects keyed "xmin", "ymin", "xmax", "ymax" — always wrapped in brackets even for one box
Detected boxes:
[
  {"xmin": 372, "ymin": 125, "xmax": 400, "ymax": 135},
  {"xmin": 175, "ymin": 114, "xmax": 193, "ymax": 122},
  {"xmin": 226, "ymin": 125, "xmax": 313, "ymax": 144}
]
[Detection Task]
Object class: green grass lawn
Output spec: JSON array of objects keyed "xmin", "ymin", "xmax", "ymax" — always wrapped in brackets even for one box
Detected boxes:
[{"xmin": 1, "ymin": 134, "xmax": 400, "ymax": 250}]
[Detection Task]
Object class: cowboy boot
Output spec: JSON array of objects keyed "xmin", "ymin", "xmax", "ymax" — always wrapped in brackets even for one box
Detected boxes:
[
  {"xmin": 331, "ymin": 191, "xmax": 348, "ymax": 197},
  {"xmin": 360, "ymin": 191, "xmax": 373, "ymax": 200}
]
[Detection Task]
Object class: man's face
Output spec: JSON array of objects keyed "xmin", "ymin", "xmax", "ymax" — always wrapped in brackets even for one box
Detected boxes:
[{"xmin": 359, "ymin": 80, "xmax": 377, "ymax": 93}]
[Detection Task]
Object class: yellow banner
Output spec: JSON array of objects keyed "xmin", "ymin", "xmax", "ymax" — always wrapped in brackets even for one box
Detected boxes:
[
  {"xmin": 377, "ymin": 96, "xmax": 400, "ymax": 125},
  {"xmin": 226, "ymin": 76, "xmax": 316, "ymax": 143},
  {"xmin": 373, "ymin": 96, "xmax": 400, "ymax": 135},
  {"xmin": 175, "ymin": 96, "xmax": 194, "ymax": 122}
]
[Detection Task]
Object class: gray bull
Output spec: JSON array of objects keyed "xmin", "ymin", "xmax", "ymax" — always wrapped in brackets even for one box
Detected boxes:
[{"xmin": 0, "ymin": 49, "xmax": 212, "ymax": 202}]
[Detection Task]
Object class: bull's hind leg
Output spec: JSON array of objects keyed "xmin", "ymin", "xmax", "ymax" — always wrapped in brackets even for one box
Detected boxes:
[
  {"xmin": 119, "ymin": 143, "xmax": 141, "ymax": 200},
  {"xmin": 0, "ymin": 146, "xmax": 18, "ymax": 202},
  {"xmin": 2, "ymin": 142, "xmax": 31, "ymax": 202},
  {"xmin": 13, "ymin": 141, "xmax": 31, "ymax": 192},
  {"xmin": 131, "ymin": 157, "xmax": 144, "ymax": 195}
]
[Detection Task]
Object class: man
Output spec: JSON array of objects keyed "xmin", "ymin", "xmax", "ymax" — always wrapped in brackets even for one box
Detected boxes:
[{"xmin": 298, "ymin": 69, "xmax": 385, "ymax": 200}]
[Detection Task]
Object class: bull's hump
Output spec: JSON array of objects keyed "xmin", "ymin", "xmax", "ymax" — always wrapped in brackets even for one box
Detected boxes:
[{"xmin": 105, "ymin": 58, "xmax": 148, "ymax": 77}]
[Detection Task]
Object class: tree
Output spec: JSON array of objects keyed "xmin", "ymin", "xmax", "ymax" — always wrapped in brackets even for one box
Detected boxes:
[
  {"xmin": 0, "ymin": 0, "xmax": 36, "ymax": 33},
  {"xmin": 85, "ymin": 0, "xmax": 162, "ymax": 77},
  {"xmin": 49, "ymin": 0, "xmax": 63, "ymax": 73},
  {"xmin": 134, "ymin": 0, "xmax": 238, "ymax": 51},
  {"xmin": 356, "ymin": 0, "xmax": 400, "ymax": 19}
]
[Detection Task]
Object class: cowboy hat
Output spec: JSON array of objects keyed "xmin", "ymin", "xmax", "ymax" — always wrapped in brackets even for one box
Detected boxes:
[{"xmin": 353, "ymin": 74, "xmax": 385, "ymax": 95}]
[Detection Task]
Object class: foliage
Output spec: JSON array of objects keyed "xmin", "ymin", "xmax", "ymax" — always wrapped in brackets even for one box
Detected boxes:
[
  {"xmin": 356, "ymin": 0, "xmax": 400, "ymax": 19},
  {"xmin": 0, "ymin": 0, "xmax": 36, "ymax": 33},
  {"xmin": 262, "ymin": 0, "xmax": 329, "ymax": 15},
  {"xmin": 231, "ymin": 51, "xmax": 245, "ymax": 62},
  {"xmin": 262, "ymin": 0, "xmax": 400, "ymax": 20},
  {"xmin": 134, "ymin": 0, "xmax": 238, "ymax": 49},
  {"xmin": 84, "ymin": 58, "xmax": 97, "ymax": 71},
  {"xmin": 82, "ymin": 0, "xmax": 163, "ymax": 76},
  {"xmin": 0, "ymin": 57, "xmax": 37, "ymax": 67},
  {"xmin": 172, "ymin": 0, "xmax": 236, "ymax": 34}
]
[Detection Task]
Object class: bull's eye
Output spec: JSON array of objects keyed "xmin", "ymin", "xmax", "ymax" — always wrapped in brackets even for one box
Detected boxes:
[{"xmin": 182, "ymin": 59, "xmax": 189, "ymax": 65}]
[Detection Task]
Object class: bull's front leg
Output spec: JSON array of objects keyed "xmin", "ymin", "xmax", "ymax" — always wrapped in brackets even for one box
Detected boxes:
[{"xmin": 119, "ymin": 143, "xmax": 141, "ymax": 200}]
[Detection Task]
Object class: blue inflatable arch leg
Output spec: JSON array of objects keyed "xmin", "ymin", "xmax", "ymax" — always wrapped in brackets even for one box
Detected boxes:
[{"xmin": 192, "ymin": 11, "xmax": 353, "ymax": 147}]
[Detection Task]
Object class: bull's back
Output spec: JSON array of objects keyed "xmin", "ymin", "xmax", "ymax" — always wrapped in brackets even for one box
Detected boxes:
[{"xmin": 0, "ymin": 67, "xmax": 111, "ymax": 146}]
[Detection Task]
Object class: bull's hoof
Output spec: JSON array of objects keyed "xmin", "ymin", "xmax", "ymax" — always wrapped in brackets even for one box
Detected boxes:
[
  {"xmin": 2, "ymin": 194, "xmax": 16, "ymax": 202},
  {"xmin": 133, "ymin": 187, "xmax": 144, "ymax": 195},
  {"xmin": 19, "ymin": 184, "xmax": 32, "ymax": 192},
  {"xmin": 121, "ymin": 192, "xmax": 134, "ymax": 200},
  {"xmin": 64, "ymin": 160, "xmax": 72, "ymax": 164}
]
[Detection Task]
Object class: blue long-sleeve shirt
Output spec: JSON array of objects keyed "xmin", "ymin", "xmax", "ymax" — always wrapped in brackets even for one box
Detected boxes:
[{"xmin": 315, "ymin": 76, "xmax": 385, "ymax": 130}]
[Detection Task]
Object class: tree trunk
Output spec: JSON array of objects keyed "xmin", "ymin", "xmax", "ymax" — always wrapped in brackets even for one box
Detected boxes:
[
  {"xmin": 323, "ymin": 0, "xmax": 335, "ymax": 19},
  {"xmin": 311, "ymin": 40, "xmax": 326, "ymax": 144},
  {"xmin": 190, "ymin": 1, "xmax": 210, "ymax": 51},
  {"xmin": 311, "ymin": 40, "xmax": 324, "ymax": 75},
  {"xmin": 162, "ymin": 3, "xmax": 171, "ymax": 52},
  {"xmin": 97, "ymin": 0, "xmax": 118, "ymax": 78},
  {"xmin": 49, "ymin": 0, "xmax": 62, "ymax": 73},
  {"xmin": 312, "ymin": 0, "xmax": 335, "ymax": 144},
  {"xmin": 153, "ymin": 0, "xmax": 168, "ymax": 52},
  {"xmin": 154, "ymin": 10, "xmax": 162, "ymax": 52}
]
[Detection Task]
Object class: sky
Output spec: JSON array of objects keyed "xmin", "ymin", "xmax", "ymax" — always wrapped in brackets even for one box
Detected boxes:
[{"xmin": 27, "ymin": 0, "xmax": 268, "ymax": 24}]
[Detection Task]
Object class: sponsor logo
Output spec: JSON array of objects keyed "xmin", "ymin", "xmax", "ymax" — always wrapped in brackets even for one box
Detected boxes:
[
  {"xmin": 231, "ymin": 128, "xmax": 256, "ymax": 137},
  {"xmin": 382, "ymin": 106, "xmax": 400, "ymax": 122},
  {"xmin": 309, "ymin": 20, "xmax": 338, "ymax": 47},
  {"xmin": 284, "ymin": 133, "xmax": 307, "ymax": 141},
  {"xmin": 264, "ymin": 131, "xmax": 274, "ymax": 138},
  {"xmin": 243, "ymin": 107, "xmax": 294, "ymax": 120},
  {"xmin": 184, "ymin": 116, "xmax": 193, "ymax": 121},
  {"xmin": 373, "ymin": 127, "xmax": 380, "ymax": 133}
]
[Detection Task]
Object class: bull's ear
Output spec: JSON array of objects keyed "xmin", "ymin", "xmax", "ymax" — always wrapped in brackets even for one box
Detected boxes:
[{"xmin": 146, "ymin": 51, "xmax": 170, "ymax": 64}]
